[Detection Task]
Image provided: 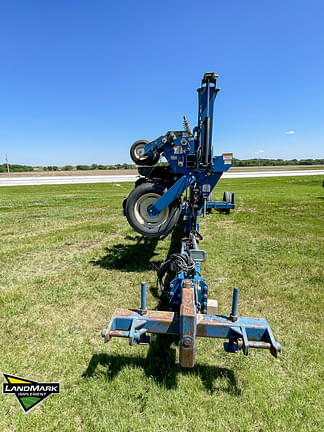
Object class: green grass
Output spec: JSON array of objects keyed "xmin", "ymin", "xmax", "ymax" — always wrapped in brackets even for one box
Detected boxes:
[{"xmin": 0, "ymin": 176, "xmax": 323, "ymax": 432}]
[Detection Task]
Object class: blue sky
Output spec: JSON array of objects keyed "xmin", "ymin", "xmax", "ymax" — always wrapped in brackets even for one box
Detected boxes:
[{"xmin": 0, "ymin": 0, "xmax": 323, "ymax": 165}]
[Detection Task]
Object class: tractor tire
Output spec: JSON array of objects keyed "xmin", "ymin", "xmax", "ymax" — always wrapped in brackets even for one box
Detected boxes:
[
  {"xmin": 223, "ymin": 191, "xmax": 231, "ymax": 214},
  {"xmin": 124, "ymin": 182, "xmax": 181, "ymax": 238},
  {"xmin": 206, "ymin": 192, "xmax": 213, "ymax": 214},
  {"xmin": 223, "ymin": 191, "xmax": 231, "ymax": 203},
  {"xmin": 130, "ymin": 140, "xmax": 159, "ymax": 166}
]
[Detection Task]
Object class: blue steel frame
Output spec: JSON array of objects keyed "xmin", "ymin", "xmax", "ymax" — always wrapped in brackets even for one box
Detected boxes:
[
  {"xmin": 102, "ymin": 73, "xmax": 281, "ymax": 367},
  {"xmin": 102, "ymin": 283, "xmax": 281, "ymax": 367}
]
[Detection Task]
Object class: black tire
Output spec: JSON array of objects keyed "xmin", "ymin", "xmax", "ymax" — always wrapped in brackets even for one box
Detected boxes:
[
  {"xmin": 222, "ymin": 191, "xmax": 231, "ymax": 214},
  {"xmin": 223, "ymin": 191, "xmax": 231, "ymax": 202},
  {"xmin": 124, "ymin": 182, "xmax": 181, "ymax": 238},
  {"xmin": 130, "ymin": 140, "xmax": 159, "ymax": 166},
  {"xmin": 206, "ymin": 192, "xmax": 213, "ymax": 214}
]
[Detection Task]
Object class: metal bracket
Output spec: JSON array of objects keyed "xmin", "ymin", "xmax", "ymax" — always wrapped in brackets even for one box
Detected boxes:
[{"xmin": 179, "ymin": 281, "xmax": 197, "ymax": 368}]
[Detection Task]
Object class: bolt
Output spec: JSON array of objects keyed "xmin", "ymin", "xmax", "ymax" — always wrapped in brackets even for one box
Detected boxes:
[{"xmin": 183, "ymin": 336, "xmax": 193, "ymax": 347}]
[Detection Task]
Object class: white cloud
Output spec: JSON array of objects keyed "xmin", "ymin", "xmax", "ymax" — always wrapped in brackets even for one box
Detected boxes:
[{"xmin": 286, "ymin": 130, "xmax": 295, "ymax": 134}]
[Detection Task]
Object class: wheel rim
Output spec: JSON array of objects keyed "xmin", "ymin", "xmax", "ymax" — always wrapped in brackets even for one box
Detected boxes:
[
  {"xmin": 134, "ymin": 143, "xmax": 148, "ymax": 161},
  {"xmin": 134, "ymin": 193, "xmax": 169, "ymax": 227}
]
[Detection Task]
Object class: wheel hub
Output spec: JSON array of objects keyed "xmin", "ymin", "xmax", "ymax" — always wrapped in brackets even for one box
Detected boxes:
[
  {"xmin": 134, "ymin": 144, "xmax": 147, "ymax": 161},
  {"xmin": 134, "ymin": 193, "xmax": 169, "ymax": 226}
]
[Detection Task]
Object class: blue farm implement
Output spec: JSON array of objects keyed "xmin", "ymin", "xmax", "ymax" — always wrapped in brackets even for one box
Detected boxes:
[{"xmin": 102, "ymin": 73, "xmax": 280, "ymax": 367}]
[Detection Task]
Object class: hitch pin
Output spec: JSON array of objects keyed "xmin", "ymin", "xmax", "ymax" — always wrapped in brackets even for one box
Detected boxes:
[
  {"xmin": 230, "ymin": 287, "xmax": 239, "ymax": 322},
  {"xmin": 141, "ymin": 281, "xmax": 147, "ymax": 314}
]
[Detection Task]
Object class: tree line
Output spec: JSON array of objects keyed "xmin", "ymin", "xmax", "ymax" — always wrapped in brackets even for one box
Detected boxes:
[
  {"xmin": 43, "ymin": 163, "xmax": 137, "ymax": 171},
  {"xmin": 232, "ymin": 158, "xmax": 324, "ymax": 166},
  {"xmin": 0, "ymin": 164, "xmax": 34, "ymax": 172},
  {"xmin": 0, "ymin": 163, "xmax": 136, "ymax": 172},
  {"xmin": 0, "ymin": 158, "xmax": 323, "ymax": 173}
]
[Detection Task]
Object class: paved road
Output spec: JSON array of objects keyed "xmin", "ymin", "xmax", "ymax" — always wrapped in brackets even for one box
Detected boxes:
[{"xmin": 0, "ymin": 170, "xmax": 323, "ymax": 187}]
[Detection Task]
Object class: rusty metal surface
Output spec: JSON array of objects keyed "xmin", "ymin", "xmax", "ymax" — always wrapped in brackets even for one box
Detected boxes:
[
  {"xmin": 179, "ymin": 285, "xmax": 196, "ymax": 368},
  {"xmin": 104, "ymin": 305, "xmax": 281, "ymax": 359},
  {"xmin": 180, "ymin": 284, "xmax": 195, "ymax": 317},
  {"xmin": 111, "ymin": 308, "xmax": 174, "ymax": 321}
]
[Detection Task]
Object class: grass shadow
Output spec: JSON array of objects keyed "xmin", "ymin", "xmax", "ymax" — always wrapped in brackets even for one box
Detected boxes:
[
  {"xmin": 90, "ymin": 235, "xmax": 160, "ymax": 272},
  {"xmin": 86, "ymin": 217, "xmax": 240, "ymax": 395},
  {"xmin": 82, "ymin": 340, "xmax": 240, "ymax": 395},
  {"xmin": 148, "ymin": 216, "xmax": 184, "ymax": 302}
]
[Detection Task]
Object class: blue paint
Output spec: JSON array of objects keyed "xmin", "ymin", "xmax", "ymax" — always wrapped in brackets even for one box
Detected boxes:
[
  {"xmin": 103, "ymin": 308, "xmax": 281, "ymax": 357},
  {"xmin": 231, "ymin": 288, "xmax": 239, "ymax": 318},
  {"xmin": 102, "ymin": 73, "xmax": 281, "ymax": 365},
  {"xmin": 149, "ymin": 175, "xmax": 194, "ymax": 217},
  {"xmin": 141, "ymin": 281, "xmax": 147, "ymax": 311}
]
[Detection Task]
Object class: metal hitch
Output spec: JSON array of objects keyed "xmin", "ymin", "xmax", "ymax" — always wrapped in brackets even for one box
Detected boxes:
[
  {"xmin": 102, "ymin": 73, "xmax": 281, "ymax": 368},
  {"xmin": 102, "ymin": 284, "xmax": 281, "ymax": 368}
]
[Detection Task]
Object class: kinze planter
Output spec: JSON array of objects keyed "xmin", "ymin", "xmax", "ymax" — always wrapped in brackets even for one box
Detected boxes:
[{"xmin": 102, "ymin": 73, "xmax": 281, "ymax": 367}]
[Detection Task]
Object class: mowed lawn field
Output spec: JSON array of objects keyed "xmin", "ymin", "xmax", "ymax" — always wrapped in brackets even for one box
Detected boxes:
[{"xmin": 0, "ymin": 176, "xmax": 323, "ymax": 432}]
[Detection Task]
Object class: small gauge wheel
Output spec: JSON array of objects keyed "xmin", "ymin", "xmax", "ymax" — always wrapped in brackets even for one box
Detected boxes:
[
  {"xmin": 130, "ymin": 140, "xmax": 160, "ymax": 166},
  {"xmin": 223, "ymin": 191, "xmax": 231, "ymax": 203},
  {"xmin": 222, "ymin": 191, "xmax": 231, "ymax": 214}
]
